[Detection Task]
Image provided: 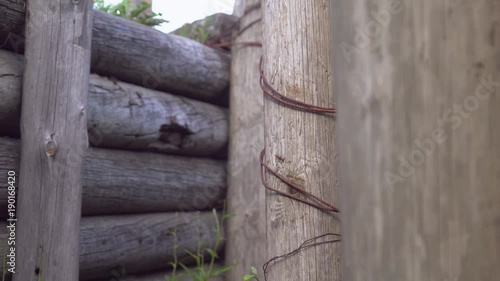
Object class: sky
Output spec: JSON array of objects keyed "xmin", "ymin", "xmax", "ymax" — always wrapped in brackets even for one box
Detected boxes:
[{"xmin": 105, "ymin": 0, "xmax": 236, "ymax": 33}]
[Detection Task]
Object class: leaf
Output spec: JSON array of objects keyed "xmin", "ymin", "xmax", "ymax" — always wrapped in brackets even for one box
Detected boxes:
[
  {"xmin": 179, "ymin": 263, "xmax": 196, "ymax": 277},
  {"xmin": 251, "ymin": 266, "xmax": 258, "ymax": 275},
  {"xmin": 210, "ymin": 264, "xmax": 235, "ymax": 276},
  {"xmin": 185, "ymin": 250, "xmax": 201, "ymax": 262},
  {"xmin": 206, "ymin": 248, "xmax": 218, "ymax": 258},
  {"xmin": 243, "ymin": 274, "xmax": 257, "ymax": 281}
]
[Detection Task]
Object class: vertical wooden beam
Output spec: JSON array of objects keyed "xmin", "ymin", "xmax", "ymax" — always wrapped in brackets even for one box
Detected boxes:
[
  {"xmin": 13, "ymin": 0, "xmax": 93, "ymax": 280},
  {"xmin": 334, "ymin": 0, "xmax": 500, "ymax": 280},
  {"xmin": 262, "ymin": 1, "xmax": 340, "ymax": 280},
  {"xmin": 225, "ymin": 0, "xmax": 266, "ymax": 280}
]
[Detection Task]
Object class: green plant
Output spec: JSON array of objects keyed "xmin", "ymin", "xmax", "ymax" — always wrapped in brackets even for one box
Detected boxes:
[
  {"xmin": 243, "ymin": 266, "xmax": 260, "ymax": 281},
  {"xmin": 93, "ymin": 0, "xmax": 168, "ymax": 27},
  {"xmin": 176, "ymin": 15, "xmax": 214, "ymax": 44},
  {"xmin": 166, "ymin": 206, "xmax": 234, "ymax": 281}
]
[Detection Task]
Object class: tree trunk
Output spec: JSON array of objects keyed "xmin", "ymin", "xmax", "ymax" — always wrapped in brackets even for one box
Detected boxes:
[
  {"xmin": 1, "ymin": 212, "xmax": 220, "ymax": 280},
  {"xmin": 0, "ymin": 137, "xmax": 226, "ymax": 216},
  {"xmin": 333, "ymin": 1, "xmax": 500, "ymax": 281},
  {"xmin": 0, "ymin": 50, "xmax": 228, "ymax": 157},
  {"xmin": 13, "ymin": 1, "xmax": 93, "ymax": 280},
  {"xmin": 262, "ymin": 1, "xmax": 340, "ymax": 281},
  {"xmin": 225, "ymin": 0, "xmax": 265, "ymax": 280},
  {"xmin": 0, "ymin": 0, "xmax": 230, "ymax": 104}
]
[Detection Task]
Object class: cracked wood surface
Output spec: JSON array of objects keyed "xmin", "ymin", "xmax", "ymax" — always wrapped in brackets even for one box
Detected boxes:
[
  {"xmin": 0, "ymin": 137, "xmax": 226, "ymax": 216},
  {"xmin": 0, "ymin": 0, "xmax": 230, "ymax": 105},
  {"xmin": 262, "ymin": 1, "xmax": 341, "ymax": 280},
  {"xmin": 12, "ymin": 1, "xmax": 93, "ymax": 280},
  {"xmin": 0, "ymin": 50, "xmax": 228, "ymax": 157}
]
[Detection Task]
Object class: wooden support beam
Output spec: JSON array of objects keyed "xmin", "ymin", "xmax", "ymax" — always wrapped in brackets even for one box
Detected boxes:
[
  {"xmin": 13, "ymin": 0, "xmax": 93, "ymax": 280},
  {"xmin": 262, "ymin": 1, "xmax": 340, "ymax": 280},
  {"xmin": 225, "ymin": 0, "xmax": 266, "ymax": 280},
  {"xmin": 333, "ymin": 0, "xmax": 500, "ymax": 280}
]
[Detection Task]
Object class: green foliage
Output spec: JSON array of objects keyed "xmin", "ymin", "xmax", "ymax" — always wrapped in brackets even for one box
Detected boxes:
[
  {"xmin": 243, "ymin": 266, "xmax": 260, "ymax": 281},
  {"xmin": 166, "ymin": 206, "xmax": 234, "ymax": 281},
  {"xmin": 175, "ymin": 15, "xmax": 214, "ymax": 44},
  {"xmin": 93, "ymin": 0, "xmax": 168, "ymax": 27}
]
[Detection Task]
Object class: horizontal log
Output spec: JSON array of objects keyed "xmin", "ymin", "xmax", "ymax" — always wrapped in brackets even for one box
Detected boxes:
[
  {"xmin": 0, "ymin": 212, "xmax": 221, "ymax": 280},
  {"xmin": 0, "ymin": 50, "xmax": 228, "ymax": 157},
  {"xmin": 0, "ymin": 0, "xmax": 230, "ymax": 104},
  {"xmin": 92, "ymin": 266, "xmax": 226, "ymax": 281},
  {"xmin": 0, "ymin": 137, "xmax": 226, "ymax": 216}
]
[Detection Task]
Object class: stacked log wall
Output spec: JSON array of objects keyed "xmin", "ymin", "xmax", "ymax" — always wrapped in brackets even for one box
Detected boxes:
[{"xmin": 0, "ymin": 3, "xmax": 237, "ymax": 280}]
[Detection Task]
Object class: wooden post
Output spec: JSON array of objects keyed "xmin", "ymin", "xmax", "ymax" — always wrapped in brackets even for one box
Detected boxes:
[
  {"xmin": 262, "ymin": 1, "xmax": 340, "ymax": 280},
  {"xmin": 13, "ymin": 0, "xmax": 93, "ymax": 280},
  {"xmin": 225, "ymin": 0, "xmax": 266, "ymax": 280},
  {"xmin": 333, "ymin": 1, "xmax": 500, "ymax": 280}
]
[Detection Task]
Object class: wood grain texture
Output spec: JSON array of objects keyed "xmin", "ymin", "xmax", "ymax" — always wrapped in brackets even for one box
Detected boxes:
[
  {"xmin": 13, "ymin": 0, "xmax": 93, "ymax": 280},
  {"xmin": 79, "ymin": 212, "xmax": 219, "ymax": 280},
  {"xmin": 333, "ymin": 0, "xmax": 500, "ymax": 281},
  {"xmin": 0, "ymin": 50, "xmax": 228, "ymax": 157},
  {"xmin": 0, "ymin": 212, "xmax": 220, "ymax": 280},
  {"xmin": 224, "ymin": 0, "xmax": 266, "ymax": 280},
  {"xmin": 0, "ymin": 0, "xmax": 231, "ymax": 104},
  {"xmin": 0, "ymin": 137, "xmax": 226, "ymax": 216},
  {"xmin": 262, "ymin": 1, "xmax": 341, "ymax": 280}
]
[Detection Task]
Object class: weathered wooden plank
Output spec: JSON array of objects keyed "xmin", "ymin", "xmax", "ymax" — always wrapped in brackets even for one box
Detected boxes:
[
  {"xmin": 262, "ymin": 1, "xmax": 340, "ymax": 281},
  {"xmin": 0, "ymin": 212, "xmax": 220, "ymax": 280},
  {"xmin": 333, "ymin": 0, "xmax": 500, "ymax": 281},
  {"xmin": 0, "ymin": 137, "xmax": 226, "ymax": 216},
  {"xmin": 0, "ymin": 50, "xmax": 228, "ymax": 157},
  {"xmin": 224, "ymin": 1, "xmax": 266, "ymax": 280},
  {"xmin": 12, "ymin": 0, "xmax": 93, "ymax": 280},
  {"xmin": 0, "ymin": 0, "xmax": 230, "ymax": 104}
]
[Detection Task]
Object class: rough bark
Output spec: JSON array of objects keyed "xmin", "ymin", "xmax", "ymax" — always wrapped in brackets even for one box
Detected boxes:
[
  {"xmin": 0, "ymin": 50, "xmax": 228, "ymax": 157},
  {"xmin": 224, "ymin": 0, "xmax": 266, "ymax": 280},
  {"xmin": 12, "ymin": 1, "xmax": 93, "ymax": 280},
  {"xmin": 0, "ymin": 137, "xmax": 226, "ymax": 216},
  {"xmin": 333, "ymin": 1, "xmax": 500, "ymax": 281},
  {"xmin": 262, "ymin": 0, "xmax": 340, "ymax": 280},
  {"xmin": 0, "ymin": 212, "xmax": 220, "ymax": 280},
  {"xmin": 0, "ymin": 0, "xmax": 230, "ymax": 104}
]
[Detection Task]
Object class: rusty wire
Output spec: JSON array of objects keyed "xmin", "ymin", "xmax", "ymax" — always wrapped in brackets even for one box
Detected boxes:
[
  {"xmin": 210, "ymin": 38, "xmax": 341, "ymax": 279},
  {"xmin": 258, "ymin": 55, "xmax": 341, "ymax": 279}
]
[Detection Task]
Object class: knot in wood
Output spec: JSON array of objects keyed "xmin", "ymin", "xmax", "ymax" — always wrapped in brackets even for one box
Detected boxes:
[{"xmin": 45, "ymin": 139, "xmax": 57, "ymax": 157}]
